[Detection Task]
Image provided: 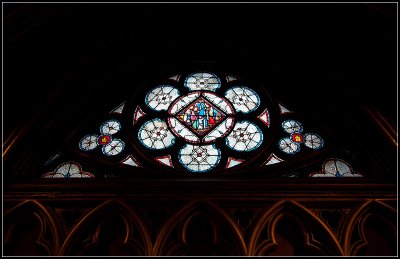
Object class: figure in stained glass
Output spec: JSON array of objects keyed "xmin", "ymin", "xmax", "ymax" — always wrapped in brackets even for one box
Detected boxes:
[{"xmin": 176, "ymin": 97, "xmax": 226, "ymax": 135}]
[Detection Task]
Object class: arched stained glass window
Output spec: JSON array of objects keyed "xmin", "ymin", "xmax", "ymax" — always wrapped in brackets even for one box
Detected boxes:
[
  {"xmin": 309, "ymin": 158, "xmax": 364, "ymax": 178},
  {"xmin": 39, "ymin": 64, "xmax": 366, "ymax": 178},
  {"xmin": 41, "ymin": 161, "xmax": 94, "ymax": 178},
  {"xmin": 133, "ymin": 70, "xmax": 275, "ymax": 173}
]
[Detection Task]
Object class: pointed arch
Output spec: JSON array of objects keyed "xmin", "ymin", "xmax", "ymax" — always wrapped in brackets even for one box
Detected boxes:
[
  {"xmin": 248, "ymin": 200, "xmax": 343, "ymax": 256},
  {"xmin": 342, "ymin": 199, "xmax": 397, "ymax": 256},
  {"xmin": 153, "ymin": 199, "xmax": 247, "ymax": 256},
  {"xmin": 59, "ymin": 199, "xmax": 152, "ymax": 256},
  {"xmin": 4, "ymin": 200, "xmax": 63, "ymax": 256}
]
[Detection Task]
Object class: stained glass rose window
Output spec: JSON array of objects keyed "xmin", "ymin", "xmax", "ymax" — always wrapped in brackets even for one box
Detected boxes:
[
  {"xmin": 137, "ymin": 72, "xmax": 265, "ymax": 173},
  {"xmin": 72, "ymin": 69, "xmax": 328, "ymax": 177}
]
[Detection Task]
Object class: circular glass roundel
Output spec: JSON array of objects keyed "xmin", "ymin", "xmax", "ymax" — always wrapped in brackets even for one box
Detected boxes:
[
  {"xmin": 184, "ymin": 72, "xmax": 221, "ymax": 92},
  {"xmin": 79, "ymin": 134, "xmax": 99, "ymax": 151},
  {"xmin": 100, "ymin": 120, "xmax": 121, "ymax": 135},
  {"xmin": 281, "ymin": 120, "xmax": 303, "ymax": 134},
  {"xmin": 303, "ymin": 133, "xmax": 324, "ymax": 150},
  {"xmin": 225, "ymin": 86, "xmax": 260, "ymax": 114},
  {"xmin": 178, "ymin": 144, "xmax": 221, "ymax": 173},
  {"xmin": 145, "ymin": 85, "xmax": 180, "ymax": 111},
  {"xmin": 225, "ymin": 121, "xmax": 263, "ymax": 152},
  {"xmin": 138, "ymin": 118, "xmax": 175, "ymax": 150},
  {"xmin": 102, "ymin": 138, "xmax": 125, "ymax": 156},
  {"xmin": 278, "ymin": 137, "xmax": 301, "ymax": 154}
]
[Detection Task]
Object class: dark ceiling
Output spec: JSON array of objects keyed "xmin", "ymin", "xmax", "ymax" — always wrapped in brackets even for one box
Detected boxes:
[{"xmin": 3, "ymin": 3, "xmax": 397, "ymax": 177}]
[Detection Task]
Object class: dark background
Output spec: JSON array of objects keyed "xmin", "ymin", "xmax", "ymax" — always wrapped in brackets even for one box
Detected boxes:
[{"xmin": 3, "ymin": 3, "xmax": 397, "ymax": 179}]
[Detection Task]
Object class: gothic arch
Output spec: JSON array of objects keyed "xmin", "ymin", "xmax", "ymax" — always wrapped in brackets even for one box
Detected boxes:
[
  {"xmin": 4, "ymin": 200, "xmax": 63, "ymax": 256},
  {"xmin": 247, "ymin": 200, "xmax": 344, "ymax": 256},
  {"xmin": 153, "ymin": 199, "xmax": 247, "ymax": 256},
  {"xmin": 342, "ymin": 199, "xmax": 397, "ymax": 256},
  {"xmin": 59, "ymin": 199, "xmax": 152, "ymax": 256}
]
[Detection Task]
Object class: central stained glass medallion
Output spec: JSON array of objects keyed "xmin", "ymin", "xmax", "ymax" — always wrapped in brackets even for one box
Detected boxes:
[{"xmin": 176, "ymin": 97, "xmax": 226, "ymax": 135}]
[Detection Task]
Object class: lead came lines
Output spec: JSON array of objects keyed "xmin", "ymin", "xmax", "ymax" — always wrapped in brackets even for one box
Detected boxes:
[
  {"xmin": 146, "ymin": 86, "xmax": 180, "ymax": 111},
  {"xmin": 138, "ymin": 119, "xmax": 175, "ymax": 150}
]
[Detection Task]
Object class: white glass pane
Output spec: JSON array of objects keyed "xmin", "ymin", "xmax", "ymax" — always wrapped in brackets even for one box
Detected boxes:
[
  {"xmin": 168, "ymin": 117, "xmax": 200, "ymax": 143},
  {"xmin": 178, "ymin": 144, "xmax": 221, "ymax": 173},
  {"xmin": 168, "ymin": 91, "xmax": 201, "ymax": 115},
  {"xmin": 203, "ymin": 117, "xmax": 235, "ymax": 143},
  {"xmin": 279, "ymin": 103, "xmax": 292, "ymax": 114},
  {"xmin": 225, "ymin": 121, "xmax": 263, "ymax": 152},
  {"xmin": 133, "ymin": 106, "xmax": 146, "ymax": 126},
  {"xmin": 202, "ymin": 92, "xmax": 234, "ymax": 115},
  {"xmin": 225, "ymin": 86, "xmax": 260, "ymax": 113},
  {"xmin": 145, "ymin": 85, "xmax": 180, "ymax": 111},
  {"xmin": 281, "ymin": 120, "xmax": 303, "ymax": 134},
  {"xmin": 226, "ymin": 157, "xmax": 245, "ymax": 168},
  {"xmin": 322, "ymin": 158, "xmax": 355, "ymax": 177},
  {"xmin": 184, "ymin": 72, "xmax": 221, "ymax": 92},
  {"xmin": 100, "ymin": 120, "xmax": 121, "ymax": 135},
  {"xmin": 138, "ymin": 119, "xmax": 175, "ymax": 150},
  {"xmin": 304, "ymin": 133, "xmax": 324, "ymax": 150},
  {"xmin": 79, "ymin": 134, "xmax": 99, "ymax": 151},
  {"xmin": 264, "ymin": 153, "xmax": 284, "ymax": 165},
  {"xmin": 155, "ymin": 155, "xmax": 174, "ymax": 167},
  {"xmin": 42, "ymin": 162, "xmax": 94, "ymax": 178},
  {"xmin": 102, "ymin": 139, "xmax": 125, "ymax": 156},
  {"xmin": 55, "ymin": 162, "xmax": 81, "ymax": 176},
  {"xmin": 121, "ymin": 155, "xmax": 141, "ymax": 167},
  {"xmin": 278, "ymin": 137, "xmax": 300, "ymax": 154},
  {"xmin": 257, "ymin": 108, "xmax": 270, "ymax": 128},
  {"xmin": 110, "ymin": 102, "xmax": 125, "ymax": 114}
]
